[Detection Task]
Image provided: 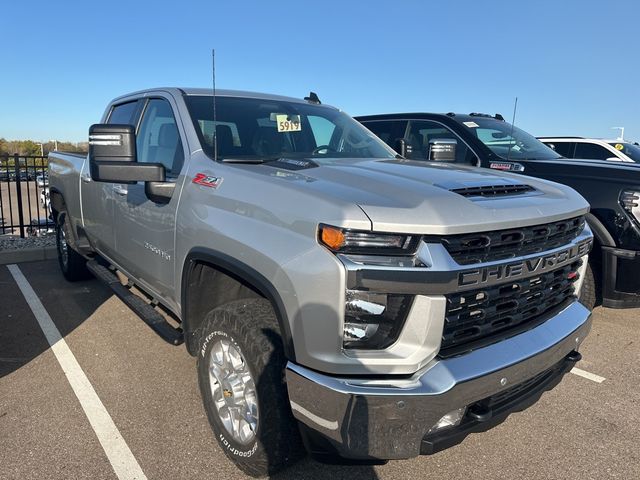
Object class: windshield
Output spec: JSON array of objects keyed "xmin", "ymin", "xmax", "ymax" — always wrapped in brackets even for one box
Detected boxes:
[
  {"xmin": 184, "ymin": 95, "xmax": 396, "ymax": 161},
  {"xmin": 608, "ymin": 142, "xmax": 640, "ymax": 162},
  {"xmin": 457, "ymin": 117, "xmax": 561, "ymax": 160}
]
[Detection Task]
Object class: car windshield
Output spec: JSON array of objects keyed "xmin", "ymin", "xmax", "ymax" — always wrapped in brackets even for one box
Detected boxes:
[
  {"xmin": 456, "ymin": 117, "xmax": 561, "ymax": 160},
  {"xmin": 185, "ymin": 95, "xmax": 396, "ymax": 162},
  {"xmin": 608, "ymin": 142, "xmax": 640, "ymax": 162}
]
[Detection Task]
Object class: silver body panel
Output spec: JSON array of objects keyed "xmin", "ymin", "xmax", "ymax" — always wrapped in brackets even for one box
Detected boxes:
[{"xmin": 49, "ymin": 87, "xmax": 591, "ymax": 376}]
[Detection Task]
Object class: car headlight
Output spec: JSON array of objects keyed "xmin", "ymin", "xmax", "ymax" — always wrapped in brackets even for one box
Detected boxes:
[
  {"xmin": 318, "ymin": 224, "xmax": 420, "ymax": 255},
  {"xmin": 620, "ymin": 190, "xmax": 640, "ymax": 225}
]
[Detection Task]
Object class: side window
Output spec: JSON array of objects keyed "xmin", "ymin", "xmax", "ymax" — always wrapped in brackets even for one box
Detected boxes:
[
  {"xmin": 107, "ymin": 101, "xmax": 139, "ymax": 125},
  {"xmin": 136, "ymin": 99, "xmax": 184, "ymax": 175},
  {"xmin": 545, "ymin": 142, "xmax": 576, "ymax": 158},
  {"xmin": 406, "ymin": 120, "xmax": 477, "ymax": 164},
  {"xmin": 360, "ymin": 120, "xmax": 407, "ymax": 150},
  {"xmin": 574, "ymin": 142, "xmax": 613, "ymax": 160}
]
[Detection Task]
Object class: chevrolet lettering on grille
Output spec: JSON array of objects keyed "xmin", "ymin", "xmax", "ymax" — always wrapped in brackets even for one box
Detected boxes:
[{"xmin": 458, "ymin": 239, "xmax": 592, "ymax": 287}]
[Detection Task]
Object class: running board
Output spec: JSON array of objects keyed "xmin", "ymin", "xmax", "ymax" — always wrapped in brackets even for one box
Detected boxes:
[{"xmin": 86, "ymin": 260, "xmax": 184, "ymax": 346}]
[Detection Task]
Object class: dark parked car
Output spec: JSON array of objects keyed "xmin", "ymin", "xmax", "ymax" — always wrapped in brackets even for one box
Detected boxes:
[{"xmin": 357, "ymin": 112, "xmax": 640, "ymax": 309}]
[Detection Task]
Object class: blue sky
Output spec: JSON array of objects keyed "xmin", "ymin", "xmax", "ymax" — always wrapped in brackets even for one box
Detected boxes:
[{"xmin": 1, "ymin": 0, "xmax": 638, "ymax": 143}]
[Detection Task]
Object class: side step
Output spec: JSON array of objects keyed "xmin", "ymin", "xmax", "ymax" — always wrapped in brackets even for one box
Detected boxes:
[{"xmin": 87, "ymin": 259, "xmax": 184, "ymax": 346}]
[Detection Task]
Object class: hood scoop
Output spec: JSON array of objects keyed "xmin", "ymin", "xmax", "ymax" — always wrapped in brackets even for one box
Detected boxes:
[{"xmin": 449, "ymin": 183, "xmax": 535, "ymax": 198}]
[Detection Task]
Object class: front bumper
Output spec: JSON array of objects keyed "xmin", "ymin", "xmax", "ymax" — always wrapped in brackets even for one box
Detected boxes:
[
  {"xmin": 286, "ymin": 300, "xmax": 591, "ymax": 460},
  {"xmin": 601, "ymin": 247, "xmax": 640, "ymax": 309}
]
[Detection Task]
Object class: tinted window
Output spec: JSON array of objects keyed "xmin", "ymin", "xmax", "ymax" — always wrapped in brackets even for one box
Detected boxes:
[
  {"xmin": 185, "ymin": 96, "xmax": 396, "ymax": 161},
  {"xmin": 406, "ymin": 120, "xmax": 478, "ymax": 165},
  {"xmin": 608, "ymin": 142, "xmax": 640, "ymax": 162},
  {"xmin": 455, "ymin": 118, "xmax": 560, "ymax": 160},
  {"xmin": 107, "ymin": 101, "xmax": 139, "ymax": 125},
  {"xmin": 359, "ymin": 120, "xmax": 408, "ymax": 150},
  {"xmin": 544, "ymin": 141, "xmax": 576, "ymax": 158},
  {"xmin": 136, "ymin": 99, "xmax": 184, "ymax": 175},
  {"xmin": 574, "ymin": 142, "xmax": 613, "ymax": 160}
]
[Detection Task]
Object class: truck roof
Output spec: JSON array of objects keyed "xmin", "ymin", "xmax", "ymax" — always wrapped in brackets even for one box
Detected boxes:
[{"xmin": 112, "ymin": 87, "xmax": 325, "ymax": 106}]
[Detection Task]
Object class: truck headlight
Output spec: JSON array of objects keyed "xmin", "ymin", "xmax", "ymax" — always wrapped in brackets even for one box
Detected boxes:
[
  {"xmin": 319, "ymin": 224, "xmax": 420, "ymax": 255},
  {"xmin": 343, "ymin": 290, "xmax": 414, "ymax": 349},
  {"xmin": 620, "ymin": 190, "xmax": 640, "ymax": 225}
]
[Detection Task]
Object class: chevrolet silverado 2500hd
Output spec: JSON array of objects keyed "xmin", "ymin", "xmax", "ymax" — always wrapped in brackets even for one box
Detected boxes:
[
  {"xmin": 357, "ymin": 112, "xmax": 640, "ymax": 309},
  {"xmin": 49, "ymin": 88, "xmax": 593, "ymax": 476}
]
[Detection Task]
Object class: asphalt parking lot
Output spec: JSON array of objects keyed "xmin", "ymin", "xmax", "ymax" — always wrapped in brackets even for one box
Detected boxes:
[{"xmin": 1, "ymin": 260, "xmax": 638, "ymax": 480}]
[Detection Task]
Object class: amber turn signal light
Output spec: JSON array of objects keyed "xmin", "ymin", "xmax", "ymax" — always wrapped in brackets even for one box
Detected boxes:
[{"xmin": 320, "ymin": 226, "xmax": 346, "ymax": 250}]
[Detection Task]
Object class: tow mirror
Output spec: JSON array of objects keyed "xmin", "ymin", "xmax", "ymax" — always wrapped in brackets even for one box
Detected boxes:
[
  {"xmin": 395, "ymin": 138, "xmax": 409, "ymax": 157},
  {"xmin": 429, "ymin": 138, "xmax": 457, "ymax": 162},
  {"xmin": 89, "ymin": 124, "xmax": 165, "ymax": 184}
]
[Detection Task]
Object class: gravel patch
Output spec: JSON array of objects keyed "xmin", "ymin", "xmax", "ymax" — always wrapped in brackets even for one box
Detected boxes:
[{"xmin": 0, "ymin": 235, "xmax": 56, "ymax": 251}]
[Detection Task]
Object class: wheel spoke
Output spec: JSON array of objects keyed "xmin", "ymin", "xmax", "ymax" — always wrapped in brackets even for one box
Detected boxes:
[{"xmin": 206, "ymin": 338, "xmax": 259, "ymax": 445}]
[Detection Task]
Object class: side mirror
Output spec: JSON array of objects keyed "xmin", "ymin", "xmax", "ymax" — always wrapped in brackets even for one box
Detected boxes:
[
  {"xmin": 395, "ymin": 138, "xmax": 408, "ymax": 157},
  {"xmin": 429, "ymin": 138, "xmax": 457, "ymax": 162},
  {"xmin": 89, "ymin": 124, "xmax": 165, "ymax": 184}
]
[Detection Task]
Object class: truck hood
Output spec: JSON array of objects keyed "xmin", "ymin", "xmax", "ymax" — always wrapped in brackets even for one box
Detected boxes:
[{"xmin": 265, "ymin": 157, "xmax": 590, "ymax": 235}]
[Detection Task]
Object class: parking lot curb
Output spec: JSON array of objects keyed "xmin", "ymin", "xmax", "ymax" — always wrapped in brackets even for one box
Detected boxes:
[{"xmin": 0, "ymin": 246, "xmax": 57, "ymax": 265}]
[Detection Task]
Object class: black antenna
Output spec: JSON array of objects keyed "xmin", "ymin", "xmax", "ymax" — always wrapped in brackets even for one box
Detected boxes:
[
  {"xmin": 506, "ymin": 97, "xmax": 518, "ymax": 162},
  {"xmin": 212, "ymin": 49, "xmax": 218, "ymax": 162}
]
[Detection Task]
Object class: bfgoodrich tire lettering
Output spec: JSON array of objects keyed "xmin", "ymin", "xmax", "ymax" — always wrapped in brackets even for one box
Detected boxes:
[{"xmin": 197, "ymin": 299, "xmax": 303, "ymax": 477}]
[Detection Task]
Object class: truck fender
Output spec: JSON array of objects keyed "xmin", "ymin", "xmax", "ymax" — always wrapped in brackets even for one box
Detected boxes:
[{"xmin": 181, "ymin": 248, "xmax": 296, "ymax": 361}]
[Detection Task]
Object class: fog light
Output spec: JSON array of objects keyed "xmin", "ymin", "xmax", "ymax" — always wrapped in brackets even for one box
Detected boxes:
[{"xmin": 427, "ymin": 407, "xmax": 466, "ymax": 435}]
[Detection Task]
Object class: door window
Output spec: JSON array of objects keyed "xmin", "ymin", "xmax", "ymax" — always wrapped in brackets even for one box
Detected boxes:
[
  {"xmin": 574, "ymin": 142, "xmax": 613, "ymax": 160},
  {"xmin": 544, "ymin": 142, "xmax": 576, "ymax": 158},
  {"xmin": 137, "ymin": 99, "xmax": 184, "ymax": 175},
  {"xmin": 406, "ymin": 120, "xmax": 478, "ymax": 164},
  {"xmin": 107, "ymin": 101, "xmax": 140, "ymax": 125},
  {"xmin": 360, "ymin": 120, "xmax": 408, "ymax": 150}
]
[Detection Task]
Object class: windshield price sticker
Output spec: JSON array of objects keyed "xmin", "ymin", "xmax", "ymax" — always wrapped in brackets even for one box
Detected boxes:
[
  {"xmin": 276, "ymin": 114, "xmax": 302, "ymax": 132},
  {"xmin": 615, "ymin": 143, "xmax": 624, "ymax": 150},
  {"xmin": 463, "ymin": 121, "xmax": 479, "ymax": 128}
]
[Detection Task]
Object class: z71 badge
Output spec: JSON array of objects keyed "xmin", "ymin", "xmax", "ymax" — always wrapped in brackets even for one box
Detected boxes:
[{"xmin": 193, "ymin": 173, "xmax": 223, "ymax": 188}]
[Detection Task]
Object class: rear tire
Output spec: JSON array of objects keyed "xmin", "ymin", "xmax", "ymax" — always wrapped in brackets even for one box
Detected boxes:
[
  {"xmin": 196, "ymin": 299, "xmax": 304, "ymax": 477},
  {"xmin": 56, "ymin": 211, "xmax": 90, "ymax": 281},
  {"xmin": 579, "ymin": 262, "xmax": 597, "ymax": 310}
]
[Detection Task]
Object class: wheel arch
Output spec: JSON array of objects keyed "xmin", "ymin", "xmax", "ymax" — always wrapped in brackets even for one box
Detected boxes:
[{"xmin": 181, "ymin": 248, "xmax": 296, "ymax": 361}]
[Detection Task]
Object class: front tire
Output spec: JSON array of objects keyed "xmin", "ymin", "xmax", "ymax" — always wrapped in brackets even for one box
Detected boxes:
[
  {"xmin": 56, "ymin": 211, "xmax": 89, "ymax": 281},
  {"xmin": 579, "ymin": 262, "xmax": 597, "ymax": 310},
  {"xmin": 196, "ymin": 299, "xmax": 303, "ymax": 477}
]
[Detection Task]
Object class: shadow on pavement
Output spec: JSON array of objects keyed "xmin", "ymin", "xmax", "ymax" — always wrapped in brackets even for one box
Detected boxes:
[{"xmin": 0, "ymin": 261, "xmax": 110, "ymax": 378}]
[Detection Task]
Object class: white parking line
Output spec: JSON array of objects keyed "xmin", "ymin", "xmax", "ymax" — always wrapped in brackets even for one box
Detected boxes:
[
  {"xmin": 570, "ymin": 367, "xmax": 606, "ymax": 383},
  {"xmin": 7, "ymin": 264, "xmax": 147, "ymax": 480}
]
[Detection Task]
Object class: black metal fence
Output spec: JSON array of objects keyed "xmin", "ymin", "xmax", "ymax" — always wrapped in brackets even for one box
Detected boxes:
[{"xmin": 0, "ymin": 154, "xmax": 53, "ymax": 238}]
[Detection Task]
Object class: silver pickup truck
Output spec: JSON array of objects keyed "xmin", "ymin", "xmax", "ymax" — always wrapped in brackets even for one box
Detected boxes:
[{"xmin": 49, "ymin": 88, "xmax": 593, "ymax": 476}]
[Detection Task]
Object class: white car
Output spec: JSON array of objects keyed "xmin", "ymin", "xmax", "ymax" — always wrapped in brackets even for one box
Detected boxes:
[
  {"xmin": 36, "ymin": 174, "xmax": 49, "ymax": 188},
  {"xmin": 539, "ymin": 137, "xmax": 640, "ymax": 163},
  {"xmin": 40, "ymin": 187, "xmax": 50, "ymax": 209}
]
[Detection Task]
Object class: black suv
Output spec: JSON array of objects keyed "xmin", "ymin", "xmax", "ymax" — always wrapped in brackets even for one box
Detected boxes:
[{"xmin": 357, "ymin": 112, "xmax": 640, "ymax": 309}]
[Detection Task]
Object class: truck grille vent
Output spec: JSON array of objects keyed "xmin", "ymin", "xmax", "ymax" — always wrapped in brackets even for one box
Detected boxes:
[
  {"xmin": 450, "ymin": 184, "xmax": 535, "ymax": 198},
  {"xmin": 439, "ymin": 260, "xmax": 581, "ymax": 357},
  {"xmin": 436, "ymin": 216, "xmax": 585, "ymax": 265}
]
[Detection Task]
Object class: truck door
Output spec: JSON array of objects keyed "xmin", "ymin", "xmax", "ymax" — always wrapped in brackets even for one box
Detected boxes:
[
  {"xmin": 81, "ymin": 100, "xmax": 141, "ymax": 258},
  {"xmin": 112, "ymin": 97, "xmax": 185, "ymax": 305}
]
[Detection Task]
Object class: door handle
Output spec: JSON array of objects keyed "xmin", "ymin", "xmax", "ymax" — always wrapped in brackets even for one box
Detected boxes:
[{"xmin": 112, "ymin": 185, "xmax": 128, "ymax": 196}]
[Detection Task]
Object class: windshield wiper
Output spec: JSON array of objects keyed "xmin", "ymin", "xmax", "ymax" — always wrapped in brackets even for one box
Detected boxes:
[{"xmin": 220, "ymin": 157, "xmax": 276, "ymax": 164}]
